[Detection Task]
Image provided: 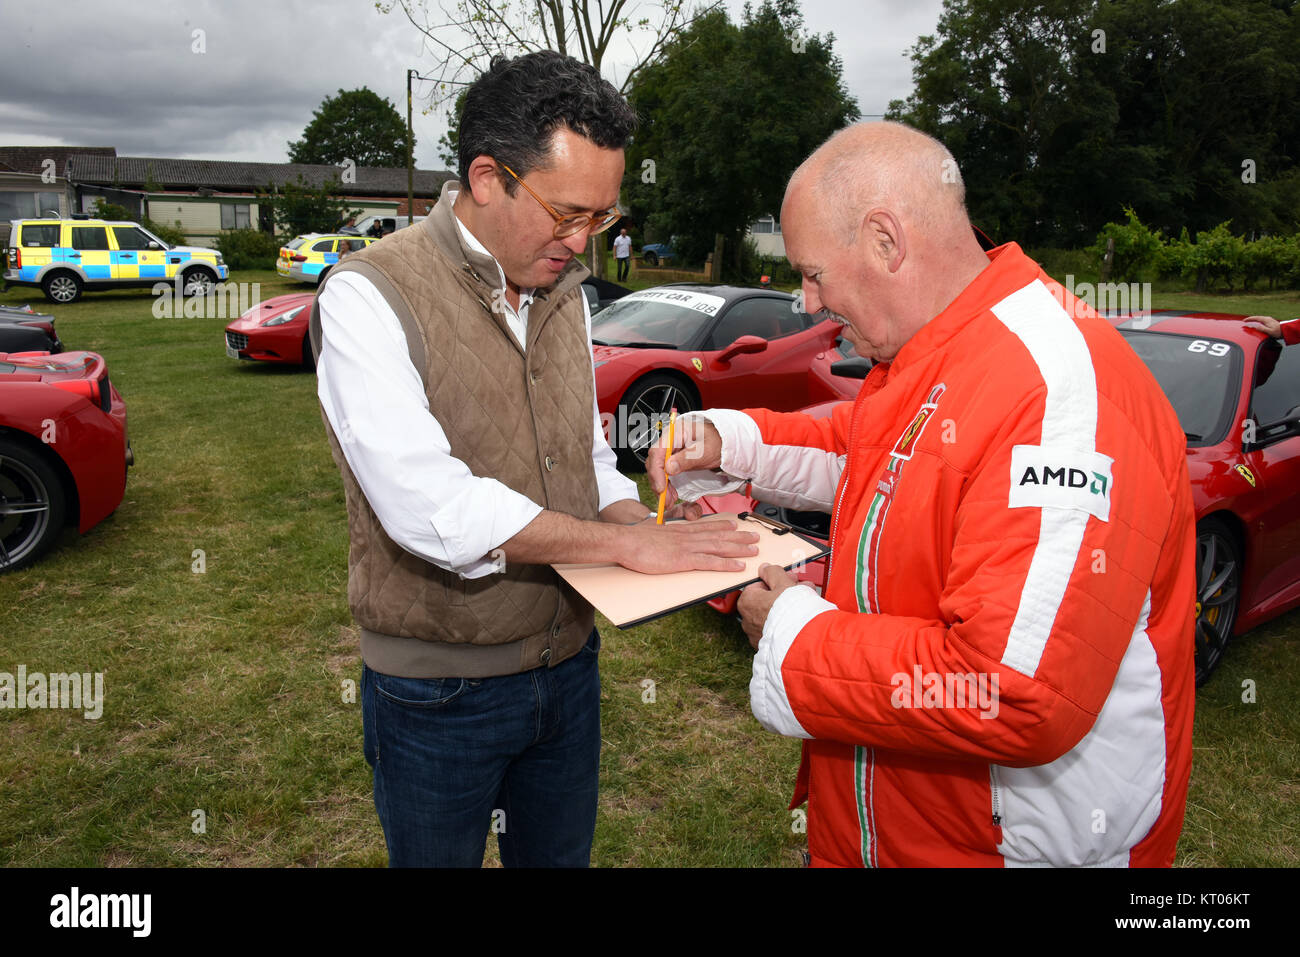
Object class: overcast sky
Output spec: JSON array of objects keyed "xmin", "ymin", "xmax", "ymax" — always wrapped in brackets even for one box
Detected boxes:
[{"xmin": 0, "ymin": 0, "xmax": 944, "ymax": 171}]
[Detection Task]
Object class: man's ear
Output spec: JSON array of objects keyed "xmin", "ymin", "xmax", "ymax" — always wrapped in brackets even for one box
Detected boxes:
[
  {"xmin": 464, "ymin": 156, "xmax": 502, "ymax": 206},
  {"xmin": 861, "ymin": 208, "xmax": 906, "ymax": 274}
]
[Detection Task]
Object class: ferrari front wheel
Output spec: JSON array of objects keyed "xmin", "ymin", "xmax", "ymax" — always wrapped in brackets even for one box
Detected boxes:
[{"xmin": 614, "ymin": 373, "xmax": 697, "ymax": 471}]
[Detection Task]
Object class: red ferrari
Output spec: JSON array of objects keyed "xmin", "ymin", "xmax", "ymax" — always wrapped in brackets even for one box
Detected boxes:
[
  {"xmin": 592, "ymin": 284, "xmax": 862, "ymax": 468},
  {"xmin": 224, "ymin": 292, "xmax": 317, "ymax": 368},
  {"xmin": 700, "ymin": 311, "xmax": 1300, "ymax": 686},
  {"xmin": 0, "ymin": 350, "xmax": 131, "ymax": 571}
]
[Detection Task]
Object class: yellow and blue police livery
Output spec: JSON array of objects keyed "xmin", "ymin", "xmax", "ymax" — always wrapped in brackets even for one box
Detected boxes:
[
  {"xmin": 277, "ymin": 234, "xmax": 374, "ymax": 284},
  {"xmin": 3, "ymin": 218, "xmax": 227, "ymax": 304}
]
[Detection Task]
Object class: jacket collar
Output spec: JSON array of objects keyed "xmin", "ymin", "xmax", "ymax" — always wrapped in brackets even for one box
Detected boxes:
[{"xmin": 888, "ymin": 242, "xmax": 1043, "ymax": 375}]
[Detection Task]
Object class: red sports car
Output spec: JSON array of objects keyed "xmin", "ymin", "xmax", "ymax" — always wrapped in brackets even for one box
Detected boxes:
[
  {"xmin": 0, "ymin": 350, "xmax": 132, "ymax": 571},
  {"xmin": 592, "ymin": 284, "xmax": 863, "ymax": 468},
  {"xmin": 699, "ymin": 311, "xmax": 1300, "ymax": 686},
  {"xmin": 224, "ymin": 292, "xmax": 316, "ymax": 368}
]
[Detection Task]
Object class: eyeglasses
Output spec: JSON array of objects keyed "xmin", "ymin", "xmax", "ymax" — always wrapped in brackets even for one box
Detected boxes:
[{"xmin": 498, "ymin": 162, "xmax": 621, "ymax": 239}]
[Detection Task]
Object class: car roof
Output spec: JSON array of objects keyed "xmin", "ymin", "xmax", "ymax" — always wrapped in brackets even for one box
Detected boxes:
[
  {"xmin": 14, "ymin": 218, "xmax": 143, "ymax": 227},
  {"xmin": 649, "ymin": 282, "xmax": 795, "ymax": 303},
  {"xmin": 1108, "ymin": 310, "xmax": 1272, "ymax": 348},
  {"xmin": 292, "ymin": 233, "xmax": 364, "ymax": 242}
]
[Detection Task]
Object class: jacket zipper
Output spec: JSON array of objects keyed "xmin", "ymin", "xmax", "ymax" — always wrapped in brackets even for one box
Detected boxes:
[
  {"xmin": 825, "ymin": 382, "xmax": 867, "ymax": 586},
  {"xmin": 989, "ymin": 765, "xmax": 1004, "ymax": 828}
]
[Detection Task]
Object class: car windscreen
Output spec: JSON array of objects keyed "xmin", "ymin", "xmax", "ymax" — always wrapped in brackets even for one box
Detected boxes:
[
  {"xmin": 287, "ymin": 238, "xmax": 307, "ymax": 250},
  {"xmin": 590, "ymin": 289, "xmax": 727, "ymax": 348},
  {"xmin": 1120, "ymin": 331, "xmax": 1241, "ymax": 446}
]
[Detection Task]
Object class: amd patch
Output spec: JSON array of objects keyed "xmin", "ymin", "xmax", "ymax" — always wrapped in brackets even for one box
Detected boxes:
[{"xmin": 1008, "ymin": 444, "xmax": 1114, "ymax": 522}]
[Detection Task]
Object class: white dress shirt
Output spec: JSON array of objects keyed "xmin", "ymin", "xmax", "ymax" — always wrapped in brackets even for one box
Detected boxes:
[{"xmin": 316, "ymin": 207, "xmax": 639, "ymax": 579}]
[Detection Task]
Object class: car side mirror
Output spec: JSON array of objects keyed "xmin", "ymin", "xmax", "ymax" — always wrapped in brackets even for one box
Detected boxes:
[
  {"xmin": 716, "ymin": 335, "xmax": 768, "ymax": 362},
  {"xmin": 1245, "ymin": 415, "xmax": 1300, "ymax": 452},
  {"xmin": 147, "ymin": 242, "xmax": 161, "ymax": 249},
  {"xmin": 830, "ymin": 356, "xmax": 872, "ymax": 379}
]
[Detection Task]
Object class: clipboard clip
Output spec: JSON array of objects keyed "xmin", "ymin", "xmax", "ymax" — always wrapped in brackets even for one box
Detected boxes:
[{"xmin": 738, "ymin": 510, "xmax": 792, "ymax": 535}]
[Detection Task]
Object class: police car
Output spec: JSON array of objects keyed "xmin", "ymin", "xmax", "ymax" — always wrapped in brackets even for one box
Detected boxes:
[
  {"xmin": 276, "ymin": 233, "xmax": 375, "ymax": 285},
  {"xmin": 3, "ymin": 217, "xmax": 227, "ymax": 304}
]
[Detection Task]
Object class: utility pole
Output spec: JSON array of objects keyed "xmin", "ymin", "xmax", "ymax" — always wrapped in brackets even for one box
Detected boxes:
[{"xmin": 407, "ymin": 69, "xmax": 415, "ymax": 224}]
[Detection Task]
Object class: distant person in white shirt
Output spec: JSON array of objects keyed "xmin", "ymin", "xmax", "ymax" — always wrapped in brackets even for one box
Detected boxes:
[
  {"xmin": 613, "ymin": 227, "xmax": 632, "ymax": 281},
  {"xmin": 311, "ymin": 51, "xmax": 757, "ymax": 869}
]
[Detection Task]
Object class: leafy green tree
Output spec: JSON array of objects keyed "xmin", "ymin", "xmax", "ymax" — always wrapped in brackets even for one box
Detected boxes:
[
  {"xmin": 258, "ymin": 176, "xmax": 362, "ymax": 237},
  {"xmin": 288, "ymin": 88, "xmax": 412, "ymax": 168},
  {"xmin": 889, "ymin": 0, "xmax": 1300, "ymax": 246},
  {"xmin": 624, "ymin": 0, "xmax": 858, "ymax": 276}
]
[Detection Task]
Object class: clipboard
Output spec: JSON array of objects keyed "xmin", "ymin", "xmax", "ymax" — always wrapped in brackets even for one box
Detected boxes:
[{"xmin": 553, "ymin": 511, "xmax": 831, "ymax": 628}]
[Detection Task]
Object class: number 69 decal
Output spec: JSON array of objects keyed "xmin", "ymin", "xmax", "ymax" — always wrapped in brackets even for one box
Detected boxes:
[{"xmin": 1188, "ymin": 339, "xmax": 1230, "ymax": 356}]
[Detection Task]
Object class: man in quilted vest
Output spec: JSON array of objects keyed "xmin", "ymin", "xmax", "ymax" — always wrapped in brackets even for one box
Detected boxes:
[
  {"xmin": 313, "ymin": 51, "xmax": 758, "ymax": 867},
  {"xmin": 651, "ymin": 121, "xmax": 1197, "ymax": 867}
]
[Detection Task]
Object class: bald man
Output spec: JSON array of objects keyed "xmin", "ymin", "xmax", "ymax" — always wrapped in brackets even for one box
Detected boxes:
[{"xmin": 650, "ymin": 122, "xmax": 1197, "ymax": 867}]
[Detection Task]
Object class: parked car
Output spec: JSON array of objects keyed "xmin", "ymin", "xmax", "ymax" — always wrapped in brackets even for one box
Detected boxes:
[
  {"xmin": 592, "ymin": 283, "xmax": 862, "ymax": 468},
  {"xmin": 0, "ymin": 305, "xmax": 60, "ymax": 353},
  {"xmin": 640, "ymin": 240, "xmax": 677, "ymax": 267},
  {"xmin": 224, "ymin": 292, "xmax": 317, "ymax": 368},
  {"xmin": 697, "ymin": 311, "xmax": 1300, "ymax": 686},
  {"xmin": 0, "ymin": 349, "xmax": 132, "ymax": 572},
  {"xmin": 339, "ymin": 214, "xmax": 426, "ymax": 238},
  {"xmin": 276, "ymin": 234, "xmax": 375, "ymax": 285},
  {"xmin": 3, "ymin": 217, "xmax": 227, "ymax": 303}
]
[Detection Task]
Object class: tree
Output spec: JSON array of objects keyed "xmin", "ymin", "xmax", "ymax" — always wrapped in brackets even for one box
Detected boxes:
[
  {"xmin": 381, "ymin": 0, "xmax": 723, "ymax": 105},
  {"xmin": 288, "ymin": 88, "xmax": 412, "ymax": 167},
  {"xmin": 888, "ymin": 0, "xmax": 1300, "ymax": 247},
  {"xmin": 384, "ymin": 0, "xmax": 725, "ymax": 277},
  {"xmin": 258, "ymin": 176, "xmax": 363, "ymax": 237},
  {"xmin": 623, "ymin": 0, "xmax": 859, "ymax": 275}
]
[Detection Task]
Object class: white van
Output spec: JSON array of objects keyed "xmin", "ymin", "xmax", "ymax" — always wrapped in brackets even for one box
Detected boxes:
[{"xmin": 340, "ymin": 214, "xmax": 427, "ymax": 238}]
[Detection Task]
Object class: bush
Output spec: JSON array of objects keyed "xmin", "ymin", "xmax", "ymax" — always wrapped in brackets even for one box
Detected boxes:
[
  {"xmin": 1090, "ymin": 207, "xmax": 1163, "ymax": 283},
  {"xmin": 91, "ymin": 198, "xmax": 135, "ymax": 222},
  {"xmin": 1241, "ymin": 234, "xmax": 1300, "ymax": 291},
  {"xmin": 215, "ymin": 228, "xmax": 282, "ymax": 270},
  {"xmin": 142, "ymin": 217, "xmax": 189, "ymax": 247},
  {"xmin": 1184, "ymin": 222, "xmax": 1246, "ymax": 292}
]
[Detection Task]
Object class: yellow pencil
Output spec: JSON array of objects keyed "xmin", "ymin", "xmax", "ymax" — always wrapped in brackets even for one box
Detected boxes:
[{"xmin": 656, "ymin": 409, "xmax": 678, "ymax": 524}]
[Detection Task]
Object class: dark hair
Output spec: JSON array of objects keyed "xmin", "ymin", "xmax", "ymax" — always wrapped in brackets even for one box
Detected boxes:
[{"xmin": 457, "ymin": 51, "xmax": 637, "ymax": 192}]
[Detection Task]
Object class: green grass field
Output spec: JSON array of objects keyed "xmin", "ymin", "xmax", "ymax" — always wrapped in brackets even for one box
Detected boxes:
[{"xmin": 0, "ymin": 270, "xmax": 1296, "ymax": 867}]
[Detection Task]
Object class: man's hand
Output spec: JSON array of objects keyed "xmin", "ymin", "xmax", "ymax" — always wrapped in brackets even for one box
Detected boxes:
[
  {"xmin": 647, "ymin": 415, "xmax": 724, "ymax": 507},
  {"xmin": 737, "ymin": 563, "xmax": 801, "ymax": 649},
  {"xmin": 615, "ymin": 517, "xmax": 759, "ymax": 574},
  {"xmin": 1243, "ymin": 315, "xmax": 1282, "ymax": 338}
]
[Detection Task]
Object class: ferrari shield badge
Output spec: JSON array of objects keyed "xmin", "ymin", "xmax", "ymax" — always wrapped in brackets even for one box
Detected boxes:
[
  {"xmin": 692, "ymin": 357, "xmax": 703, "ymax": 372},
  {"xmin": 1235, "ymin": 464, "xmax": 1256, "ymax": 488}
]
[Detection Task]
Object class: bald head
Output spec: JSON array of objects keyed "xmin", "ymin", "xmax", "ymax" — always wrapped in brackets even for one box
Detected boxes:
[
  {"xmin": 779, "ymin": 121, "xmax": 992, "ymax": 362},
  {"xmin": 787, "ymin": 121, "xmax": 969, "ymax": 244}
]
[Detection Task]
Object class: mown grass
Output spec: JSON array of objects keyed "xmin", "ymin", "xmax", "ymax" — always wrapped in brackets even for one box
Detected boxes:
[{"xmin": 0, "ymin": 270, "xmax": 1295, "ymax": 867}]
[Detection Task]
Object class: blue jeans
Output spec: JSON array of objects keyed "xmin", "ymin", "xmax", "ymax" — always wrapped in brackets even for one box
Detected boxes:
[{"xmin": 361, "ymin": 629, "xmax": 601, "ymax": 867}]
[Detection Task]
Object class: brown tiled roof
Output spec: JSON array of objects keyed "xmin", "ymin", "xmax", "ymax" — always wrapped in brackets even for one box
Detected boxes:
[
  {"xmin": 68, "ymin": 154, "xmax": 450, "ymax": 196},
  {"xmin": 0, "ymin": 146, "xmax": 116, "ymax": 176}
]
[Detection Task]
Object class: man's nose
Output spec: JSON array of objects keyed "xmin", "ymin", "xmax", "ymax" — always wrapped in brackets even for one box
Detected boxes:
[
  {"xmin": 560, "ymin": 229, "xmax": 590, "ymax": 257},
  {"xmin": 800, "ymin": 282, "xmax": 822, "ymax": 316}
]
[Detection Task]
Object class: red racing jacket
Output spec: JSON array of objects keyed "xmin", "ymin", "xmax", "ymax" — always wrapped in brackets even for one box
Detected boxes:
[
  {"xmin": 1280, "ymin": 317, "xmax": 1300, "ymax": 346},
  {"xmin": 678, "ymin": 243, "xmax": 1196, "ymax": 866}
]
